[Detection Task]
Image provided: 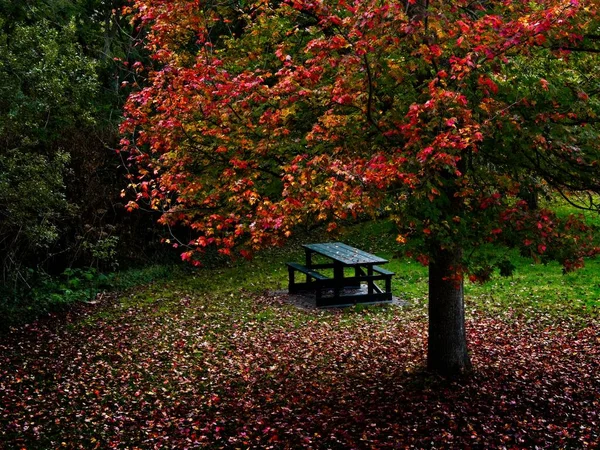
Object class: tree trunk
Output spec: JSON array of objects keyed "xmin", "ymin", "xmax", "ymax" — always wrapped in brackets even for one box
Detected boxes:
[{"xmin": 427, "ymin": 247, "xmax": 472, "ymax": 376}]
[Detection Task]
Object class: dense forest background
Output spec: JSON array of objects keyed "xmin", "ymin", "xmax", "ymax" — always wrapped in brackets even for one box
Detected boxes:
[{"xmin": 0, "ymin": 0, "xmax": 181, "ymax": 320}]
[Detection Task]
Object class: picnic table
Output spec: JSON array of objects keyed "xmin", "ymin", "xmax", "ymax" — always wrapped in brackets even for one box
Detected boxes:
[{"xmin": 287, "ymin": 242, "xmax": 394, "ymax": 307}]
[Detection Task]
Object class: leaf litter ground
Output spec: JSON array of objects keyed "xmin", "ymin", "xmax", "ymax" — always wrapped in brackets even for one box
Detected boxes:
[{"xmin": 1, "ymin": 282, "xmax": 598, "ymax": 449}]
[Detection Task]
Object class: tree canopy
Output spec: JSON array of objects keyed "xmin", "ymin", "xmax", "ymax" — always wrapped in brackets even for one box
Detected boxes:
[{"xmin": 123, "ymin": 0, "xmax": 600, "ymax": 267}]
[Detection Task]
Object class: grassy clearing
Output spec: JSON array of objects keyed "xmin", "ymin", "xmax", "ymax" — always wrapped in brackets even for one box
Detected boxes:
[{"xmin": 169, "ymin": 217, "xmax": 599, "ymax": 321}]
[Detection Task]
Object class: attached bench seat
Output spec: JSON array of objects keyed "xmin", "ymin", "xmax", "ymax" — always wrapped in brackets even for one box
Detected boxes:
[
  {"xmin": 372, "ymin": 265, "xmax": 395, "ymax": 276},
  {"xmin": 286, "ymin": 262, "xmax": 329, "ymax": 297},
  {"xmin": 286, "ymin": 262, "xmax": 328, "ymax": 280},
  {"xmin": 371, "ymin": 265, "xmax": 394, "ymax": 297}
]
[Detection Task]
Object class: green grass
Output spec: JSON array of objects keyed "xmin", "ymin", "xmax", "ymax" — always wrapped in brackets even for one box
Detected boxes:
[
  {"xmin": 467, "ymin": 256, "xmax": 600, "ymax": 318},
  {"xmin": 83, "ymin": 215, "xmax": 599, "ymax": 327}
]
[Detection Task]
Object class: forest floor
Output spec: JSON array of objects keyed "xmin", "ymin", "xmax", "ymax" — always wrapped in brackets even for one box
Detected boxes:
[{"xmin": 1, "ymin": 219, "xmax": 599, "ymax": 449}]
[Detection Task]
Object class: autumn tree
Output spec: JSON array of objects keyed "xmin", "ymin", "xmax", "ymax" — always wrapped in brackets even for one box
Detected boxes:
[{"xmin": 122, "ymin": 0, "xmax": 600, "ymax": 375}]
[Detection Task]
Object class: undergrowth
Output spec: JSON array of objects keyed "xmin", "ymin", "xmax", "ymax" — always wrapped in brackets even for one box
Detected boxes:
[{"xmin": 0, "ymin": 265, "xmax": 177, "ymax": 331}]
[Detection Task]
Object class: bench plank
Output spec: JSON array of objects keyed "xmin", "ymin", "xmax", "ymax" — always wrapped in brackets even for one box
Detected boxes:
[
  {"xmin": 372, "ymin": 265, "xmax": 395, "ymax": 276},
  {"xmin": 286, "ymin": 262, "xmax": 328, "ymax": 280}
]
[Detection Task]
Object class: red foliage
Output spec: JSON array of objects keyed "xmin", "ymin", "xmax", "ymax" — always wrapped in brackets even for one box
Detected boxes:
[{"xmin": 120, "ymin": 0, "xmax": 600, "ymax": 279}]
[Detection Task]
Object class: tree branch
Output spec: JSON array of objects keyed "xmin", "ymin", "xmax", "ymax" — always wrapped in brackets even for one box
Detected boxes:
[{"xmin": 550, "ymin": 46, "xmax": 600, "ymax": 53}]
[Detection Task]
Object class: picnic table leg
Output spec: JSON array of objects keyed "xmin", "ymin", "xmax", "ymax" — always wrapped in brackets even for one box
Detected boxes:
[
  {"xmin": 316, "ymin": 285, "xmax": 322, "ymax": 307},
  {"xmin": 304, "ymin": 248, "xmax": 314, "ymax": 285},
  {"xmin": 288, "ymin": 265, "xmax": 296, "ymax": 293},
  {"xmin": 367, "ymin": 265, "xmax": 374, "ymax": 296},
  {"xmin": 385, "ymin": 274, "xmax": 391, "ymax": 297},
  {"xmin": 351, "ymin": 266, "xmax": 361, "ymax": 288},
  {"xmin": 333, "ymin": 261, "xmax": 344, "ymax": 301},
  {"xmin": 305, "ymin": 248, "xmax": 313, "ymax": 268}
]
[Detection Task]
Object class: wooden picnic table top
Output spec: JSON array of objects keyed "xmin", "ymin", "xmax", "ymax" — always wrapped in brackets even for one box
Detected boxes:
[{"xmin": 303, "ymin": 242, "xmax": 388, "ymax": 266}]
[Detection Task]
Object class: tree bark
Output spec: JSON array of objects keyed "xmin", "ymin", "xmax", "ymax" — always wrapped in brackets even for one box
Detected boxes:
[{"xmin": 427, "ymin": 246, "xmax": 472, "ymax": 376}]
